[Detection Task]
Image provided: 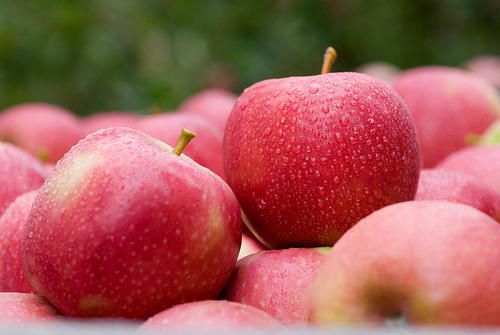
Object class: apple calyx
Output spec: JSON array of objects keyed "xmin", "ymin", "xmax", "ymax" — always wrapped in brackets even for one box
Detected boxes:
[
  {"xmin": 321, "ymin": 46, "xmax": 338, "ymax": 75},
  {"xmin": 37, "ymin": 148, "xmax": 49, "ymax": 162},
  {"xmin": 172, "ymin": 128, "xmax": 197, "ymax": 156}
]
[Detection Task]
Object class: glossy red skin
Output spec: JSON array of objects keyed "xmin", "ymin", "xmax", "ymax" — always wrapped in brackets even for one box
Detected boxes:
[
  {"xmin": 237, "ymin": 234, "xmax": 264, "ymax": 260},
  {"xmin": 141, "ymin": 300, "xmax": 281, "ymax": 331},
  {"xmin": 0, "ymin": 143, "xmax": 46, "ymax": 216},
  {"xmin": 22, "ymin": 127, "xmax": 242, "ymax": 319},
  {"xmin": 0, "ymin": 293, "xmax": 60, "ymax": 324},
  {"xmin": 310, "ymin": 201, "xmax": 500, "ymax": 325},
  {"xmin": 392, "ymin": 66, "xmax": 500, "ymax": 167},
  {"xmin": 0, "ymin": 103, "xmax": 83, "ymax": 163},
  {"xmin": 180, "ymin": 89, "xmax": 237, "ymax": 132},
  {"xmin": 137, "ymin": 113, "xmax": 225, "ymax": 179},
  {"xmin": 82, "ymin": 111, "xmax": 141, "ymax": 136},
  {"xmin": 416, "ymin": 169, "xmax": 500, "ymax": 222},
  {"xmin": 224, "ymin": 72, "xmax": 420, "ymax": 248},
  {"xmin": 0, "ymin": 191, "xmax": 38, "ymax": 293},
  {"xmin": 437, "ymin": 145, "xmax": 500, "ymax": 194},
  {"xmin": 222, "ymin": 248, "xmax": 325, "ymax": 324}
]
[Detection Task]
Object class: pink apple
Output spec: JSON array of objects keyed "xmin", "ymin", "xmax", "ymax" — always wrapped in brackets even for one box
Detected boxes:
[
  {"xmin": 82, "ymin": 111, "xmax": 141, "ymax": 136},
  {"xmin": 416, "ymin": 169, "xmax": 500, "ymax": 222},
  {"xmin": 222, "ymin": 248, "xmax": 326, "ymax": 324},
  {"xmin": 238, "ymin": 234, "xmax": 264, "ymax": 260},
  {"xmin": 465, "ymin": 55, "xmax": 500, "ymax": 90},
  {"xmin": 141, "ymin": 300, "xmax": 281, "ymax": 331},
  {"xmin": 0, "ymin": 191, "xmax": 38, "ymax": 293},
  {"xmin": 0, "ymin": 143, "xmax": 46, "ymax": 216},
  {"xmin": 22, "ymin": 127, "xmax": 242, "ymax": 319},
  {"xmin": 310, "ymin": 201, "xmax": 500, "ymax": 325},
  {"xmin": 355, "ymin": 62, "xmax": 400, "ymax": 83},
  {"xmin": 392, "ymin": 66, "xmax": 500, "ymax": 167},
  {"xmin": 180, "ymin": 89, "xmax": 237, "ymax": 132},
  {"xmin": 0, "ymin": 293, "xmax": 60, "ymax": 324},
  {"xmin": 0, "ymin": 103, "xmax": 83, "ymax": 163}
]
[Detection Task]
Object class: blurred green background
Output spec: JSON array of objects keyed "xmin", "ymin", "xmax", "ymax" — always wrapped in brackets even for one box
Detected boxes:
[{"xmin": 0, "ymin": 0, "xmax": 499, "ymax": 115}]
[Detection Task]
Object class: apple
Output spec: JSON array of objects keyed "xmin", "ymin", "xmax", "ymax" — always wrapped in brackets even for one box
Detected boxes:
[
  {"xmin": 180, "ymin": 89, "xmax": 237, "ymax": 133},
  {"xmin": 223, "ymin": 47, "xmax": 420, "ymax": 248},
  {"xmin": 140, "ymin": 300, "xmax": 281, "ymax": 331},
  {"xmin": 22, "ymin": 127, "xmax": 242, "ymax": 319},
  {"xmin": 0, "ymin": 142, "xmax": 46, "ymax": 216},
  {"xmin": 392, "ymin": 66, "xmax": 500, "ymax": 167},
  {"xmin": 0, "ymin": 293, "xmax": 60, "ymax": 324},
  {"xmin": 437, "ymin": 145, "xmax": 500, "ymax": 194},
  {"xmin": 465, "ymin": 56, "xmax": 500, "ymax": 90},
  {"xmin": 473, "ymin": 118, "xmax": 500, "ymax": 145},
  {"xmin": 238, "ymin": 235, "xmax": 264, "ymax": 260},
  {"xmin": 0, "ymin": 103, "xmax": 83, "ymax": 163},
  {"xmin": 355, "ymin": 62, "xmax": 400, "ymax": 83},
  {"xmin": 309, "ymin": 200, "xmax": 500, "ymax": 326},
  {"xmin": 222, "ymin": 248, "xmax": 326, "ymax": 324},
  {"xmin": 137, "ymin": 113, "xmax": 225, "ymax": 179},
  {"xmin": 0, "ymin": 190, "xmax": 38, "ymax": 293},
  {"xmin": 82, "ymin": 111, "xmax": 141, "ymax": 136},
  {"xmin": 415, "ymin": 169, "xmax": 500, "ymax": 222}
]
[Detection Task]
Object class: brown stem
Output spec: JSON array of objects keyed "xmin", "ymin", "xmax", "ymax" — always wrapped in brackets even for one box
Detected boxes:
[
  {"xmin": 321, "ymin": 46, "xmax": 338, "ymax": 74},
  {"xmin": 172, "ymin": 128, "xmax": 197, "ymax": 156}
]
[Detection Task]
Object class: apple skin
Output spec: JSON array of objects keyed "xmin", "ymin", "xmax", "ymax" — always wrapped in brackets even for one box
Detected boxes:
[
  {"xmin": 224, "ymin": 72, "xmax": 420, "ymax": 248},
  {"xmin": 392, "ymin": 66, "xmax": 500, "ymax": 167},
  {"xmin": 416, "ymin": 169, "xmax": 500, "ymax": 222},
  {"xmin": 237, "ymin": 234, "xmax": 264, "ymax": 260},
  {"xmin": 0, "ymin": 103, "xmax": 83, "ymax": 163},
  {"xmin": 21, "ymin": 127, "xmax": 242, "ymax": 319},
  {"xmin": 465, "ymin": 56, "xmax": 500, "ymax": 90},
  {"xmin": 309, "ymin": 200, "xmax": 500, "ymax": 326},
  {"xmin": 137, "ymin": 113, "xmax": 225, "ymax": 179},
  {"xmin": 437, "ymin": 145, "xmax": 500, "ymax": 194},
  {"xmin": 0, "ymin": 293, "xmax": 60, "ymax": 324},
  {"xmin": 0, "ymin": 143, "xmax": 46, "ymax": 216},
  {"xmin": 0, "ymin": 191, "xmax": 38, "ymax": 293},
  {"xmin": 180, "ymin": 89, "xmax": 237, "ymax": 133},
  {"xmin": 222, "ymin": 248, "xmax": 326, "ymax": 324},
  {"xmin": 82, "ymin": 111, "xmax": 141, "ymax": 136},
  {"xmin": 141, "ymin": 300, "xmax": 282, "ymax": 331}
]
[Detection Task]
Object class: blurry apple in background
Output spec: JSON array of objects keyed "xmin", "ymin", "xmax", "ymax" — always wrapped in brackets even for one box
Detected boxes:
[
  {"xmin": 473, "ymin": 118, "xmax": 500, "ymax": 145},
  {"xmin": 0, "ymin": 191, "xmax": 38, "ymax": 293},
  {"xmin": 437, "ymin": 145, "xmax": 500, "ymax": 194},
  {"xmin": 141, "ymin": 300, "xmax": 281, "ymax": 332},
  {"xmin": 392, "ymin": 66, "xmax": 500, "ymax": 167},
  {"xmin": 238, "ymin": 235, "xmax": 264, "ymax": 260},
  {"xmin": 0, "ymin": 103, "xmax": 83, "ymax": 163},
  {"xmin": 0, "ymin": 293, "xmax": 60, "ymax": 324},
  {"xmin": 355, "ymin": 62, "xmax": 400, "ymax": 83},
  {"xmin": 223, "ymin": 47, "xmax": 420, "ymax": 248},
  {"xmin": 465, "ymin": 56, "xmax": 500, "ymax": 90},
  {"xmin": 180, "ymin": 89, "xmax": 237, "ymax": 133},
  {"xmin": 137, "ymin": 113, "xmax": 226, "ymax": 179},
  {"xmin": 0, "ymin": 143, "xmax": 46, "ymax": 216},
  {"xmin": 415, "ymin": 169, "xmax": 500, "ymax": 222},
  {"xmin": 222, "ymin": 248, "xmax": 326, "ymax": 324},
  {"xmin": 309, "ymin": 201, "xmax": 500, "ymax": 326},
  {"xmin": 22, "ymin": 127, "xmax": 242, "ymax": 319},
  {"xmin": 82, "ymin": 111, "xmax": 141, "ymax": 136}
]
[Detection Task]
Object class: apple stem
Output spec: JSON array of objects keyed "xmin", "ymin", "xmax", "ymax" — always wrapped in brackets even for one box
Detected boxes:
[
  {"xmin": 321, "ymin": 47, "xmax": 338, "ymax": 74},
  {"xmin": 172, "ymin": 128, "xmax": 197, "ymax": 156}
]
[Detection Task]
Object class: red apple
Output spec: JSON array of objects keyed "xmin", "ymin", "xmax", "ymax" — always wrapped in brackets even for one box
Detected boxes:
[
  {"xmin": 0, "ymin": 103, "xmax": 83, "ymax": 163},
  {"xmin": 180, "ymin": 89, "xmax": 237, "ymax": 132},
  {"xmin": 82, "ymin": 111, "xmax": 141, "ymax": 136},
  {"xmin": 0, "ymin": 143, "xmax": 46, "ymax": 216},
  {"xmin": 416, "ymin": 169, "xmax": 500, "ymax": 222},
  {"xmin": 437, "ymin": 145, "xmax": 500, "ymax": 194},
  {"xmin": 0, "ymin": 190, "xmax": 38, "ymax": 293},
  {"xmin": 222, "ymin": 248, "xmax": 326, "ymax": 324},
  {"xmin": 309, "ymin": 201, "xmax": 500, "ymax": 326},
  {"xmin": 0, "ymin": 293, "xmax": 60, "ymax": 324},
  {"xmin": 22, "ymin": 127, "xmax": 242, "ymax": 319},
  {"xmin": 392, "ymin": 66, "xmax": 500, "ymax": 167},
  {"xmin": 141, "ymin": 300, "xmax": 281, "ymax": 331},
  {"xmin": 465, "ymin": 56, "xmax": 500, "ymax": 90},
  {"xmin": 355, "ymin": 62, "xmax": 400, "ymax": 83},
  {"xmin": 223, "ymin": 48, "xmax": 420, "ymax": 248},
  {"xmin": 238, "ymin": 235, "xmax": 264, "ymax": 260},
  {"xmin": 137, "ymin": 113, "xmax": 225, "ymax": 178}
]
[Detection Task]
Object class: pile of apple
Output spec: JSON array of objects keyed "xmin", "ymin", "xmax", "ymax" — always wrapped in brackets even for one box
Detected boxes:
[{"xmin": 1, "ymin": 48, "xmax": 500, "ymax": 331}]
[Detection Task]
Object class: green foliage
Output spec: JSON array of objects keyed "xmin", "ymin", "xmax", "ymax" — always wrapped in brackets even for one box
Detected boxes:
[{"xmin": 0, "ymin": 0, "xmax": 498, "ymax": 115}]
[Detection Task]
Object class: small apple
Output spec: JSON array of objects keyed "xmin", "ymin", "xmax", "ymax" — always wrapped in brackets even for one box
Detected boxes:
[
  {"xmin": 82, "ymin": 111, "xmax": 141, "ymax": 136},
  {"xmin": 22, "ymin": 127, "xmax": 242, "ymax": 319},
  {"xmin": 141, "ymin": 300, "xmax": 281, "ymax": 331},
  {"xmin": 465, "ymin": 56, "xmax": 500, "ymax": 90},
  {"xmin": 309, "ymin": 201, "xmax": 500, "ymax": 326},
  {"xmin": 0, "ymin": 293, "xmax": 60, "ymax": 324}
]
